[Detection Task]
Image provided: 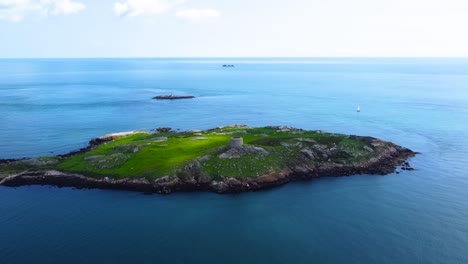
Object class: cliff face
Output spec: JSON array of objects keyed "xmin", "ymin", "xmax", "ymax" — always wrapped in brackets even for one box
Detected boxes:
[{"xmin": 0, "ymin": 126, "xmax": 416, "ymax": 194}]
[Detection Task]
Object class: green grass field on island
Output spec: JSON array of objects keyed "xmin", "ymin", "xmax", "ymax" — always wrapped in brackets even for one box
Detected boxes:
[{"xmin": 0, "ymin": 126, "xmax": 383, "ymax": 181}]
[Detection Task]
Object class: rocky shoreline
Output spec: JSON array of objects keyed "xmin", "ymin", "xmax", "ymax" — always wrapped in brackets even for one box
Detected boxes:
[{"xmin": 0, "ymin": 141, "xmax": 415, "ymax": 194}]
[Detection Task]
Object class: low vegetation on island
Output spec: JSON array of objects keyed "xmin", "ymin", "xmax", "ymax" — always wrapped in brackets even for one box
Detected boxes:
[{"xmin": 0, "ymin": 125, "xmax": 415, "ymax": 194}]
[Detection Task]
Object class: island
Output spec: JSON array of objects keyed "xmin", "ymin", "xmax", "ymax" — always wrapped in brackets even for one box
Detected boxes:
[
  {"xmin": 152, "ymin": 95, "xmax": 195, "ymax": 100},
  {"xmin": 0, "ymin": 125, "xmax": 416, "ymax": 194}
]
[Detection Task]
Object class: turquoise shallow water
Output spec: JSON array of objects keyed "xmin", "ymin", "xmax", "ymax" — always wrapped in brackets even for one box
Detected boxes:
[{"xmin": 1, "ymin": 58, "xmax": 468, "ymax": 263}]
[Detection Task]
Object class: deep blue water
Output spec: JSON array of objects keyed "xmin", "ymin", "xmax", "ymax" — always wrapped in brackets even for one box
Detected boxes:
[{"xmin": 1, "ymin": 58, "xmax": 468, "ymax": 263}]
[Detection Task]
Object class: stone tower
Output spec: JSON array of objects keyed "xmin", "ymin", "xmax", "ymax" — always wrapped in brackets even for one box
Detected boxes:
[{"xmin": 230, "ymin": 137, "xmax": 243, "ymax": 148}]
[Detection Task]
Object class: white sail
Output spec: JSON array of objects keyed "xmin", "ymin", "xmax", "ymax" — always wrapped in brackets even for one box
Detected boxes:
[{"xmin": 357, "ymin": 106, "xmax": 360, "ymax": 112}]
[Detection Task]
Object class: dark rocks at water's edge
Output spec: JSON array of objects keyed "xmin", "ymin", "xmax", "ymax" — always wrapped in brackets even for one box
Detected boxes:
[
  {"xmin": 154, "ymin": 127, "xmax": 172, "ymax": 133},
  {"xmin": 0, "ymin": 159, "xmax": 25, "ymax": 165},
  {"xmin": 0, "ymin": 132, "xmax": 144, "ymax": 163},
  {"xmin": 0, "ymin": 142, "xmax": 416, "ymax": 195},
  {"xmin": 58, "ymin": 136, "xmax": 114, "ymax": 158},
  {"xmin": 152, "ymin": 95, "xmax": 195, "ymax": 100}
]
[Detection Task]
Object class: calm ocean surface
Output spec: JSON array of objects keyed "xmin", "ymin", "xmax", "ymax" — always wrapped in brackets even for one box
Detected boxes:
[{"xmin": 1, "ymin": 58, "xmax": 468, "ymax": 263}]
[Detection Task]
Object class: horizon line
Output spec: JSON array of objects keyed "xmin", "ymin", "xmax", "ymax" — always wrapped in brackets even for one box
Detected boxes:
[{"xmin": 1, "ymin": 56, "xmax": 468, "ymax": 59}]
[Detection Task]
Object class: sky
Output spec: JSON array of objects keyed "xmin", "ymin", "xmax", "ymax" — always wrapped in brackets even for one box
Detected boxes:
[{"xmin": 1, "ymin": 0, "xmax": 468, "ymax": 58}]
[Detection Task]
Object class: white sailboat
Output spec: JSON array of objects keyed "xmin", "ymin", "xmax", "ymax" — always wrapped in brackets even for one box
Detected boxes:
[{"xmin": 357, "ymin": 106, "xmax": 360, "ymax": 112}]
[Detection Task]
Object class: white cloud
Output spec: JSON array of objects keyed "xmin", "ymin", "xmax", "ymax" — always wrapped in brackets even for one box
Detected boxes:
[
  {"xmin": 50, "ymin": 0, "xmax": 85, "ymax": 15},
  {"xmin": 175, "ymin": 8, "xmax": 220, "ymax": 20},
  {"xmin": 114, "ymin": 0, "xmax": 220, "ymax": 20},
  {"xmin": 114, "ymin": 0, "xmax": 172, "ymax": 17},
  {"xmin": 114, "ymin": 2, "xmax": 128, "ymax": 16},
  {"xmin": 0, "ymin": 0, "xmax": 85, "ymax": 22}
]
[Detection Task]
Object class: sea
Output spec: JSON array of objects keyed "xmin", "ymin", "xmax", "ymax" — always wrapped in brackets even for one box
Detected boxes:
[{"xmin": 1, "ymin": 58, "xmax": 468, "ymax": 264}]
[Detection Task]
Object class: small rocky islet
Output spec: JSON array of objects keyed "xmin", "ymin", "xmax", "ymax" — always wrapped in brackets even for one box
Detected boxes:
[
  {"xmin": 152, "ymin": 95, "xmax": 195, "ymax": 100},
  {"xmin": 0, "ymin": 125, "xmax": 416, "ymax": 194}
]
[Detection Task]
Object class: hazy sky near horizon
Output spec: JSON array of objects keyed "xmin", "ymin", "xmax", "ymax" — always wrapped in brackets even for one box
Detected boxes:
[{"xmin": 1, "ymin": 0, "xmax": 468, "ymax": 57}]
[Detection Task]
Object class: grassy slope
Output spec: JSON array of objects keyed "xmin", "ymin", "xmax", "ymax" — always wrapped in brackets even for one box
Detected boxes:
[{"xmin": 0, "ymin": 127, "xmax": 379, "ymax": 180}]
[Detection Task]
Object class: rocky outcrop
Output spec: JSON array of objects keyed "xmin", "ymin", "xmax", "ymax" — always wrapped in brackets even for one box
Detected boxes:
[
  {"xmin": 156, "ymin": 127, "xmax": 172, "ymax": 133},
  {"xmin": 218, "ymin": 145, "xmax": 269, "ymax": 159},
  {"xmin": 300, "ymin": 148, "xmax": 315, "ymax": 159},
  {"xmin": 153, "ymin": 95, "xmax": 195, "ymax": 100}
]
